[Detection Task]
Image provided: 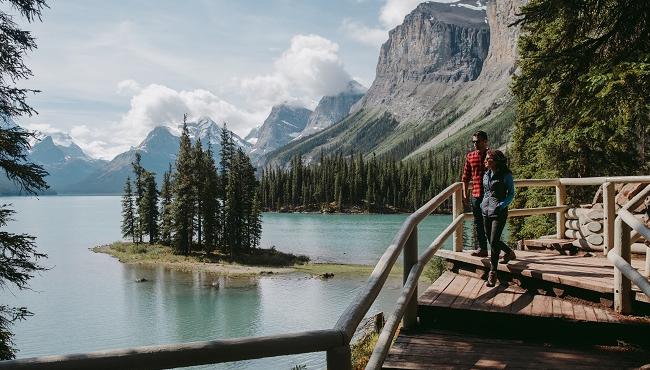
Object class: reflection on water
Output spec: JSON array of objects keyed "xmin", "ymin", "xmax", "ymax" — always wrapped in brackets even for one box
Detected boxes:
[{"xmin": 0, "ymin": 196, "xmax": 451, "ymax": 369}]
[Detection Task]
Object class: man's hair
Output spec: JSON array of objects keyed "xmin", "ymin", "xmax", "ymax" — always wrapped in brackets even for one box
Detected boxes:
[{"xmin": 473, "ymin": 131, "xmax": 488, "ymax": 141}]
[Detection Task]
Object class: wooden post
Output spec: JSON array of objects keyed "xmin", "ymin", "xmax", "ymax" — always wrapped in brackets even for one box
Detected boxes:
[
  {"xmin": 603, "ymin": 182, "xmax": 615, "ymax": 255},
  {"xmin": 452, "ymin": 187, "xmax": 463, "ymax": 252},
  {"xmin": 327, "ymin": 345, "xmax": 351, "ymax": 370},
  {"xmin": 403, "ymin": 227, "xmax": 418, "ymax": 329},
  {"xmin": 555, "ymin": 184, "xmax": 566, "ymax": 239},
  {"xmin": 613, "ymin": 217, "xmax": 632, "ymax": 314},
  {"xmin": 646, "ymin": 250, "xmax": 650, "ymax": 279}
]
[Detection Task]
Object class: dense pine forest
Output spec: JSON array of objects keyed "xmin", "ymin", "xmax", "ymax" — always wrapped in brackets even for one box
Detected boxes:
[
  {"xmin": 260, "ymin": 148, "xmax": 467, "ymax": 213},
  {"xmin": 121, "ymin": 117, "xmax": 262, "ymax": 258}
]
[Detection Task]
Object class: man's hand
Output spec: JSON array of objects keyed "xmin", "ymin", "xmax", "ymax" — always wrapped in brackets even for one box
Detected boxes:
[{"xmin": 462, "ymin": 183, "xmax": 470, "ymax": 207}]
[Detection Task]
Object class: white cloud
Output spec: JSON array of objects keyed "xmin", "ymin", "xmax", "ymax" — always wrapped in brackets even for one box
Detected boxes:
[
  {"xmin": 116, "ymin": 79, "xmax": 142, "ymax": 95},
  {"xmin": 340, "ymin": 19, "xmax": 388, "ymax": 47},
  {"xmin": 238, "ymin": 34, "xmax": 351, "ymax": 110},
  {"xmin": 52, "ymin": 84, "xmax": 266, "ymax": 160}
]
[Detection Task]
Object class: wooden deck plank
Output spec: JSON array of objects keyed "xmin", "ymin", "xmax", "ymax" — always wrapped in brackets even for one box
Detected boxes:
[
  {"xmin": 470, "ymin": 282, "xmax": 500, "ymax": 312},
  {"xmin": 433, "ymin": 274, "xmax": 470, "ymax": 307},
  {"xmin": 384, "ymin": 329, "xmax": 650, "ymax": 370},
  {"xmin": 561, "ymin": 300, "xmax": 575, "ymax": 320},
  {"xmin": 573, "ymin": 303, "xmax": 588, "ymax": 321},
  {"xmin": 450, "ymin": 276, "xmax": 482, "ymax": 309},
  {"xmin": 435, "ymin": 249, "xmax": 650, "ymax": 299},
  {"xmin": 510, "ymin": 291, "xmax": 534, "ymax": 315},
  {"xmin": 418, "ymin": 271, "xmax": 455, "ymax": 304},
  {"xmin": 583, "ymin": 305, "xmax": 598, "ymax": 322},
  {"xmin": 490, "ymin": 290, "xmax": 515, "ymax": 313},
  {"xmin": 551, "ymin": 297, "xmax": 563, "ymax": 318}
]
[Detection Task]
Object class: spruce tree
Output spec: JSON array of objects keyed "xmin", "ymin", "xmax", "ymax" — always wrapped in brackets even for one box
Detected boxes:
[
  {"xmin": 201, "ymin": 144, "xmax": 220, "ymax": 252},
  {"xmin": 171, "ymin": 117, "xmax": 195, "ymax": 255},
  {"xmin": 159, "ymin": 165, "xmax": 173, "ymax": 246},
  {"xmin": 193, "ymin": 140, "xmax": 205, "ymax": 248},
  {"xmin": 131, "ymin": 152, "xmax": 145, "ymax": 243},
  {"xmin": 121, "ymin": 177, "xmax": 136, "ymax": 243},
  {"xmin": 141, "ymin": 171, "xmax": 159, "ymax": 244},
  {"xmin": 0, "ymin": 0, "xmax": 49, "ymax": 359}
]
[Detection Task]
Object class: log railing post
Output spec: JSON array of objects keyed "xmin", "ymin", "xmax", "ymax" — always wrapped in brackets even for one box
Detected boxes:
[
  {"xmin": 603, "ymin": 182, "xmax": 615, "ymax": 255},
  {"xmin": 327, "ymin": 345, "xmax": 351, "ymax": 370},
  {"xmin": 452, "ymin": 186, "xmax": 463, "ymax": 252},
  {"xmin": 613, "ymin": 217, "xmax": 632, "ymax": 314},
  {"xmin": 403, "ymin": 227, "xmax": 418, "ymax": 329},
  {"xmin": 646, "ymin": 249, "xmax": 650, "ymax": 279},
  {"xmin": 555, "ymin": 184, "xmax": 566, "ymax": 239}
]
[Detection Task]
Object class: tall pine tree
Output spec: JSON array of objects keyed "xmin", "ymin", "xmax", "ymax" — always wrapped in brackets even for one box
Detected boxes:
[
  {"xmin": 159, "ymin": 165, "xmax": 173, "ymax": 246},
  {"xmin": 171, "ymin": 117, "xmax": 195, "ymax": 255},
  {"xmin": 121, "ymin": 177, "xmax": 136, "ymax": 243}
]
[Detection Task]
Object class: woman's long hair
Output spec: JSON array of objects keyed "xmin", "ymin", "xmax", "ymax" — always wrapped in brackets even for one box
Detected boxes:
[{"xmin": 488, "ymin": 149, "xmax": 511, "ymax": 175}]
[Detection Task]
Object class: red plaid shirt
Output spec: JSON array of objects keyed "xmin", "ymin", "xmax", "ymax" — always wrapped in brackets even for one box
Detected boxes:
[{"xmin": 461, "ymin": 149, "xmax": 487, "ymax": 198}]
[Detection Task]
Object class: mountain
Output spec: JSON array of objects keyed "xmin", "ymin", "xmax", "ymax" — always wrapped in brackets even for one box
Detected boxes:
[
  {"xmin": 249, "ymin": 104, "xmax": 312, "ymax": 159},
  {"xmin": 263, "ymin": 0, "xmax": 522, "ymax": 167},
  {"xmin": 244, "ymin": 126, "xmax": 260, "ymax": 145},
  {"xmin": 294, "ymin": 80, "xmax": 367, "ymax": 141},
  {"xmin": 0, "ymin": 132, "xmax": 106, "ymax": 195},
  {"xmin": 63, "ymin": 118, "xmax": 249, "ymax": 194}
]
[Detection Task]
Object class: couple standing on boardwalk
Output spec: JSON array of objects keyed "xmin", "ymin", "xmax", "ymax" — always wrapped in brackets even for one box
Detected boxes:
[{"xmin": 461, "ymin": 131, "xmax": 516, "ymax": 287}]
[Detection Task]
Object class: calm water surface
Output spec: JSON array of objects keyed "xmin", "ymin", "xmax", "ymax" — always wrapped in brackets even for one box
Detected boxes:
[{"xmin": 0, "ymin": 196, "xmax": 455, "ymax": 369}]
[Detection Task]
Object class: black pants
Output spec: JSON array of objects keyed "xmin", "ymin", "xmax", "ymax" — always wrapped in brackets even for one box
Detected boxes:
[
  {"xmin": 471, "ymin": 196, "xmax": 488, "ymax": 251},
  {"xmin": 483, "ymin": 212, "xmax": 512, "ymax": 271}
]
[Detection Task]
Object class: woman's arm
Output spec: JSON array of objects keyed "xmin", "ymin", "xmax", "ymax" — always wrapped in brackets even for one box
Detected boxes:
[{"xmin": 499, "ymin": 173, "xmax": 515, "ymax": 209}]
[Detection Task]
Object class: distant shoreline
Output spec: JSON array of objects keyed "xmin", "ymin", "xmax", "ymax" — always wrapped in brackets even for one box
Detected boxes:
[{"xmin": 92, "ymin": 242, "xmax": 388, "ymax": 278}]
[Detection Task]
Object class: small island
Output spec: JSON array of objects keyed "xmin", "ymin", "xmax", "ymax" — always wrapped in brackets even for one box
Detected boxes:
[{"xmin": 92, "ymin": 242, "xmax": 384, "ymax": 278}]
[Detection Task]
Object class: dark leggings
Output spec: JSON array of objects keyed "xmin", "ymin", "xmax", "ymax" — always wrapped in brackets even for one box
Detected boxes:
[{"xmin": 483, "ymin": 212, "xmax": 513, "ymax": 272}]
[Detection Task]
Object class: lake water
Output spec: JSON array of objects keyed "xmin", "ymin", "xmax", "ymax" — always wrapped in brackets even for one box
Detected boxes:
[{"xmin": 0, "ymin": 196, "xmax": 457, "ymax": 369}]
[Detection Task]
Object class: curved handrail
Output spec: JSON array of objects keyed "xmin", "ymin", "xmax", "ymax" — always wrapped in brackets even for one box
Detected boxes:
[
  {"xmin": 366, "ymin": 214, "xmax": 465, "ymax": 370},
  {"xmin": 608, "ymin": 184, "xmax": 650, "ymax": 313},
  {"xmin": 334, "ymin": 182, "xmax": 463, "ymax": 341},
  {"xmin": 0, "ymin": 329, "xmax": 344, "ymax": 370}
]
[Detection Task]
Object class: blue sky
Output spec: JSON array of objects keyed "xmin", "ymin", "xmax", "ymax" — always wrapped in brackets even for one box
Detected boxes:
[{"xmin": 14, "ymin": 0, "xmax": 447, "ymax": 159}]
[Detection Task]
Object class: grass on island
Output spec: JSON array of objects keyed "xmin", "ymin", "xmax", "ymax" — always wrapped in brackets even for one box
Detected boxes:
[
  {"xmin": 92, "ymin": 242, "xmax": 389, "ymax": 277},
  {"xmin": 92, "ymin": 242, "xmax": 309, "ymax": 270}
]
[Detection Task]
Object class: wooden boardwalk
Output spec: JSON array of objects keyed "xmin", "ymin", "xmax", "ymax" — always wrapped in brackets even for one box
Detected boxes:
[
  {"xmin": 384, "ymin": 270, "xmax": 650, "ymax": 369},
  {"xmin": 436, "ymin": 249, "xmax": 649, "ymax": 303},
  {"xmin": 418, "ymin": 272, "xmax": 645, "ymax": 324},
  {"xmin": 383, "ymin": 329, "xmax": 650, "ymax": 369}
]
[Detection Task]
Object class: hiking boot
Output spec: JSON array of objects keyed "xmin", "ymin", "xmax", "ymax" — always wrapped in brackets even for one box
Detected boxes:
[
  {"xmin": 501, "ymin": 250, "xmax": 516, "ymax": 264},
  {"xmin": 487, "ymin": 271, "xmax": 497, "ymax": 287},
  {"xmin": 470, "ymin": 249, "xmax": 488, "ymax": 257}
]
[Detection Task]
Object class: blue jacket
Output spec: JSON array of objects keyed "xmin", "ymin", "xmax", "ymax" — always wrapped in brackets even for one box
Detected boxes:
[{"xmin": 480, "ymin": 170, "xmax": 515, "ymax": 217}]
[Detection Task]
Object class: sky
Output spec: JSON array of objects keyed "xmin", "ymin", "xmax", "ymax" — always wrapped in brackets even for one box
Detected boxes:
[{"xmin": 12, "ymin": 0, "xmax": 454, "ymax": 160}]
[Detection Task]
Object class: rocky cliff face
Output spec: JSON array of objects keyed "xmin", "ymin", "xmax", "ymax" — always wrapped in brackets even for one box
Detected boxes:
[
  {"xmin": 354, "ymin": 0, "xmax": 490, "ymax": 122},
  {"xmin": 250, "ymin": 104, "xmax": 312, "ymax": 157},
  {"xmin": 406, "ymin": 0, "xmax": 524, "ymax": 157},
  {"xmin": 263, "ymin": 0, "xmax": 524, "ymax": 168},
  {"xmin": 296, "ymin": 80, "xmax": 366, "ymax": 140}
]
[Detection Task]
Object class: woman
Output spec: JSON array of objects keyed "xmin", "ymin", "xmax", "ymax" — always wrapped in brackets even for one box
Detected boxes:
[{"xmin": 480, "ymin": 149, "xmax": 516, "ymax": 287}]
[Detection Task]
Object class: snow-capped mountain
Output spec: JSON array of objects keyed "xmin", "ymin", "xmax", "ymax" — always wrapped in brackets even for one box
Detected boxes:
[
  {"xmin": 64, "ymin": 117, "xmax": 250, "ymax": 194},
  {"xmin": 244, "ymin": 126, "xmax": 260, "ymax": 145},
  {"xmin": 294, "ymin": 80, "xmax": 366, "ymax": 140},
  {"xmin": 249, "ymin": 104, "xmax": 312, "ymax": 159}
]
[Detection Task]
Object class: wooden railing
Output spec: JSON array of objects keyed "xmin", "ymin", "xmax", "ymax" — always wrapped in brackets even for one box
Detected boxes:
[
  {"xmin": 365, "ymin": 175, "xmax": 650, "ymax": 369},
  {"xmin": 608, "ymin": 185, "xmax": 650, "ymax": 314},
  {"xmin": 1, "ymin": 176, "xmax": 649, "ymax": 370}
]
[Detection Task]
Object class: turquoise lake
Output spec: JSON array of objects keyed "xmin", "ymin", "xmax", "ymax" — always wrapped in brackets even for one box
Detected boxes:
[{"xmin": 0, "ymin": 196, "xmax": 458, "ymax": 369}]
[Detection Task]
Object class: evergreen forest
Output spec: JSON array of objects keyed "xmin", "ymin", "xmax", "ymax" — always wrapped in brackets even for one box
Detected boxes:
[{"xmin": 121, "ymin": 117, "xmax": 262, "ymax": 258}]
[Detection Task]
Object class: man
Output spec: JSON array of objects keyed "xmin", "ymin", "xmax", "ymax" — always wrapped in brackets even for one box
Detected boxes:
[{"xmin": 461, "ymin": 131, "xmax": 489, "ymax": 257}]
